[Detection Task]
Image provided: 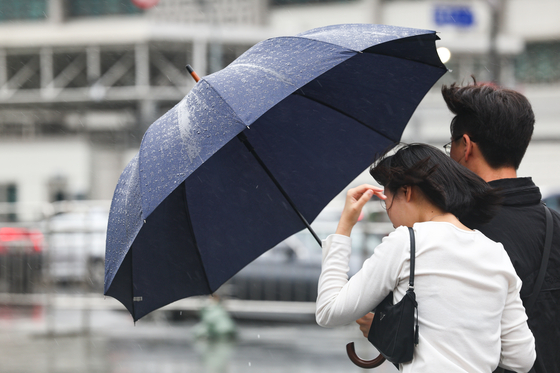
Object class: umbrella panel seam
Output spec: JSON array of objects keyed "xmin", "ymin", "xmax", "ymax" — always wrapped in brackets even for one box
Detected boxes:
[{"xmin": 291, "ymin": 91, "xmax": 400, "ymax": 143}]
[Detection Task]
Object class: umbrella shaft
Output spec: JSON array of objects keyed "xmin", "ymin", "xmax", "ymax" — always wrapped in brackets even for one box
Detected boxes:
[{"xmin": 237, "ymin": 133, "xmax": 322, "ymax": 247}]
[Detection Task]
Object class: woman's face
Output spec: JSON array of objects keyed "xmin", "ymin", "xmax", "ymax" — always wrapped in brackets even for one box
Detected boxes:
[{"xmin": 384, "ymin": 188, "xmax": 410, "ymax": 228}]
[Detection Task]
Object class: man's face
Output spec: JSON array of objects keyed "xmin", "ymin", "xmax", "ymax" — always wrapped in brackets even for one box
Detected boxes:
[{"xmin": 449, "ymin": 135, "xmax": 465, "ymax": 166}]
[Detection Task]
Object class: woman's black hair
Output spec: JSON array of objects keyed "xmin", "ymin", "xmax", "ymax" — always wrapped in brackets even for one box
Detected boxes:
[{"xmin": 370, "ymin": 143, "xmax": 501, "ymax": 224}]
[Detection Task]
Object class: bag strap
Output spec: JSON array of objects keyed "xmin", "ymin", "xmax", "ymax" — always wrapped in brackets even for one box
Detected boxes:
[
  {"xmin": 408, "ymin": 227, "xmax": 415, "ymax": 288},
  {"xmin": 407, "ymin": 227, "xmax": 419, "ymax": 345},
  {"xmin": 525, "ymin": 206, "xmax": 553, "ymax": 313}
]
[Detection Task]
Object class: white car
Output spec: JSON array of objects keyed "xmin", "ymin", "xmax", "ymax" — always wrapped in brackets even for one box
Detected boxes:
[
  {"xmin": 43, "ymin": 207, "xmax": 108, "ymax": 289},
  {"xmin": 224, "ymin": 205, "xmax": 391, "ymax": 302},
  {"xmin": 542, "ymin": 187, "xmax": 560, "ymax": 212}
]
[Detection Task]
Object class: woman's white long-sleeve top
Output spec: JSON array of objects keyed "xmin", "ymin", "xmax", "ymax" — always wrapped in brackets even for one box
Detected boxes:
[{"xmin": 316, "ymin": 222, "xmax": 536, "ymax": 372}]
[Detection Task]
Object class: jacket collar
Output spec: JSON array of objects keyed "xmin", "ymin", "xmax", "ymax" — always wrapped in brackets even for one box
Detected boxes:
[{"xmin": 488, "ymin": 177, "xmax": 542, "ymax": 207}]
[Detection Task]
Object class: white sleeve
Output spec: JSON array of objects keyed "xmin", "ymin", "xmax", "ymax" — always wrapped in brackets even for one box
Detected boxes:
[
  {"xmin": 499, "ymin": 269, "xmax": 536, "ymax": 372},
  {"xmin": 315, "ymin": 227, "xmax": 409, "ymax": 327}
]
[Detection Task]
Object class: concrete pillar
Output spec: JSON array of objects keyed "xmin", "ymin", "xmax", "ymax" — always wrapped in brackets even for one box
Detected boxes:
[
  {"xmin": 40, "ymin": 47, "xmax": 54, "ymax": 98},
  {"xmin": 209, "ymin": 43, "xmax": 223, "ymax": 74},
  {"xmin": 86, "ymin": 46, "xmax": 106, "ymax": 101},
  {"xmin": 0, "ymin": 49, "xmax": 6, "ymax": 93},
  {"xmin": 192, "ymin": 39, "xmax": 208, "ymax": 77},
  {"xmin": 49, "ymin": 0, "xmax": 67, "ymax": 24},
  {"xmin": 500, "ymin": 55, "xmax": 516, "ymax": 88},
  {"xmin": 254, "ymin": 0, "xmax": 268, "ymax": 25},
  {"xmin": 135, "ymin": 43, "xmax": 150, "ymax": 94},
  {"xmin": 365, "ymin": 0, "xmax": 382, "ymax": 24},
  {"xmin": 137, "ymin": 99, "xmax": 158, "ymax": 142},
  {"xmin": 488, "ymin": 0, "xmax": 505, "ymax": 84},
  {"xmin": 86, "ymin": 46, "xmax": 101, "ymax": 83}
]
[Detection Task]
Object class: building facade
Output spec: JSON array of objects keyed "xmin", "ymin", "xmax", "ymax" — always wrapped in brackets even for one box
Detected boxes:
[{"xmin": 1, "ymin": 0, "xmax": 559, "ymax": 221}]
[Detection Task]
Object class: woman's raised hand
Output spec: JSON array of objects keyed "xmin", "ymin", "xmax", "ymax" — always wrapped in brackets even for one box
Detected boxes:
[{"xmin": 336, "ymin": 184, "xmax": 386, "ymax": 237}]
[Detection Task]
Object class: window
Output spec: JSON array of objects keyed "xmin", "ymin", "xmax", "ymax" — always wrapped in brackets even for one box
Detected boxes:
[
  {"xmin": 515, "ymin": 41, "xmax": 560, "ymax": 84},
  {"xmin": 0, "ymin": 0, "xmax": 46, "ymax": 22},
  {"xmin": 47, "ymin": 176, "xmax": 67, "ymax": 202},
  {"xmin": 68, "ymin": 0, "xmax": 143, "ymax": 18},
  {"xmin": 271, "ymin": 0, "xmax": 354, "ymax": 5},
  {"xmin": 0, "ymin": 183, "xmax": 17, "ymax": 222}
]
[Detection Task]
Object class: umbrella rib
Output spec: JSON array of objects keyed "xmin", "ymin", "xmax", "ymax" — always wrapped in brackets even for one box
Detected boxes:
[
  {"xmin": 131, "ymin": 249, "xmax": 137, "ymax": 321},
  {"xmin": 292, "ymin": 92, "xmax": 399, "ymax": 142},
  {"xmin": 284, "ymin": 34, "xmax": 446, "ymax": 69},
  {"xmin": 237, "ymin": 132, "xmax": 323, "ymax": 247},
  {"xmin": 182, "ymin": 184, "xmax": 213, "ymax": 293}
]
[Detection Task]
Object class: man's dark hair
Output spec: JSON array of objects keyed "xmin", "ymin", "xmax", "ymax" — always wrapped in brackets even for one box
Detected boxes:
[
  {"xmin": 370, "ymin": 144, "xmax": 501, "ymax": 224},
  {"xmin": 441, "ymin": 79, "xmax": 535, "ymax": 170}
]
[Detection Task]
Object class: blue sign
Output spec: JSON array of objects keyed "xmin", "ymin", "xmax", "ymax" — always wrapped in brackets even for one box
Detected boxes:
[{"xmin": 434, "ymin": 5, "xmax": 474, "ymax": 27}]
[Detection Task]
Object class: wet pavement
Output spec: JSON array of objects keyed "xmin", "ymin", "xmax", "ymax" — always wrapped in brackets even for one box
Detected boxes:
[{"xmin": 0, "ymin": 304, "xmax": 398, "ymax": 373}]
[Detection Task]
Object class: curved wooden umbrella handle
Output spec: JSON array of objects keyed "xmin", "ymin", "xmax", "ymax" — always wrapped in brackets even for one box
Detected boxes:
[{"xmin": 346, "ymin": 342, "xmax": 386, "ymax": 369}]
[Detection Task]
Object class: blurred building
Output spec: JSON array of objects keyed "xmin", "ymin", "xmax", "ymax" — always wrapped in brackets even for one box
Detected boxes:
[{"xmin": 1, "ymin": 0, "xmax": 559, "ymax": 221}]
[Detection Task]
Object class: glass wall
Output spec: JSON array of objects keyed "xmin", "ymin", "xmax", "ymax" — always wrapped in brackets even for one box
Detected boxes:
[
  {"xmin": 0, "ymin": 0, "xmax": 47, "ymax": 21},
  {"xmin": 271, "ymin": 0, "xmax": 354, "ymax": 5},
  {"xmin": 68, "ymin": 0, "xmax": 143, "ymax": 17},
  {"xmin": 516, "ymin": 41, "xmax": 560, "ymax": 84}
]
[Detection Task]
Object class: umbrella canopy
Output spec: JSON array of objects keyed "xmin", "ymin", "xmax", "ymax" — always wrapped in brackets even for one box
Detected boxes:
[{"xmin": 105, "ymin": 23, "xmax": 447, "ymax": 321}]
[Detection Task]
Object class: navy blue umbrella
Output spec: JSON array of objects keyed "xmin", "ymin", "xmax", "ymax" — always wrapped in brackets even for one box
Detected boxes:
[{"xmin": 104, "ymin": 23, "xmax": 447, "ymax": 321}]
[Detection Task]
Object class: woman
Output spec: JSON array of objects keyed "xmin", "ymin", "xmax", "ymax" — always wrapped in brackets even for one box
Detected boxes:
[{"xmin": 316, "ymin": 144, "xmax": 535, "ymax": 372}]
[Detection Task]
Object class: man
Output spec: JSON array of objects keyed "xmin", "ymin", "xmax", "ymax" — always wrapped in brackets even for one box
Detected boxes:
[
  {"xmin": 357, "ymin": 81, "xmax": 559, "ymax": 372},
  {"xmin": 440, "ymin": 81, "xmax": 559, "ymax": 373}
]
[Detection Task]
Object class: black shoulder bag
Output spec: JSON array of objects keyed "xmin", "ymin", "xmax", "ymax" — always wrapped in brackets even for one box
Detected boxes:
[{"xmin": 347, "ymin": 227, "xmax": 419, "ymax": 368}]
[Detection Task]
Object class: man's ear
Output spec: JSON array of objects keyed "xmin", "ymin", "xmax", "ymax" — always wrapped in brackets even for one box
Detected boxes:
[{"xmin": 463, "ymin": 134, "xmax": 474, "ymax": 162}]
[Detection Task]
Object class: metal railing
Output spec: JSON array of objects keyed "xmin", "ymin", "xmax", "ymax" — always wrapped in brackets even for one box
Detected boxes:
[{"xmin": 0, "ymin": 200, "xmax": 393, "ymax": 331}]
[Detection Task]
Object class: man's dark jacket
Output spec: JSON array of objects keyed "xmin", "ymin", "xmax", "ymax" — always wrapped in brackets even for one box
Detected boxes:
[{"xmin": 466, "ymin": 178, "xmax": 560, "ymax": 373}]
